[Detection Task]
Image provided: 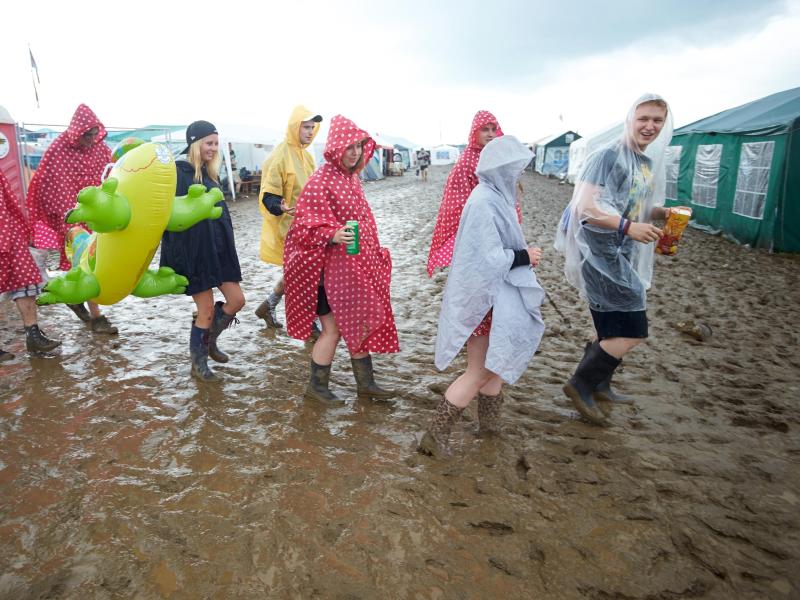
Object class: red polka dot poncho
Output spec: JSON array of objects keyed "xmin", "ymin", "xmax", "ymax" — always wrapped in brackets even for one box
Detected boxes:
[
  {"xmin": 283, "ymin": 115, "xmax": 399, "ymax": 354},
  {"xmin": 426, "ymin": 110, "xmax": 504, "ymax": 276},
  {"xmin": 1, "ymin": 169, "xmax": 41, "ymax": 293},
  {"xmin": 26, "ymin": 104, "xmax": 111, "ymax": 270}
]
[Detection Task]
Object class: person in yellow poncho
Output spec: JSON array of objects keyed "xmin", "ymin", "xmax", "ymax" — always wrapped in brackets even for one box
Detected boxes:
[{"xmin": 254, "ymin": 105, "xmax": 322, "ymax": 328}]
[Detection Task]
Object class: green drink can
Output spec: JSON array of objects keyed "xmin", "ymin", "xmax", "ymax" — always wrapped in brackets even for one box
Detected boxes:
[{"xmin": 345, "ymin": 220, "xmax": 359, "ymax": 255}]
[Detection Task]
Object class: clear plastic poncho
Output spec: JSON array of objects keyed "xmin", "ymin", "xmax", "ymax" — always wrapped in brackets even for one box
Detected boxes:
[
  {"xmin": 554, "ymin": 93, "xmax": 673, "ymax": 312},
  {"xmin": 435, "ymin": 135, "xmax": 545, "ymax": 384}
]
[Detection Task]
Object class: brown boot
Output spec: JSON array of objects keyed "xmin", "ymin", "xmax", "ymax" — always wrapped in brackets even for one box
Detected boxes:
[
  {"xmin": 477, "ymin": 391, "xmax": 504, "ymax": 436},
  {"xmin": 90, "ymin": 315, "xmax": 118, "ymax": 335},
  {"xmin": 67, "ymin": 303, "xmax": 92, "ymax": 323},
  {"xmin": 417, "ymin": 396, "xmax": 465, "ymax": 458}
]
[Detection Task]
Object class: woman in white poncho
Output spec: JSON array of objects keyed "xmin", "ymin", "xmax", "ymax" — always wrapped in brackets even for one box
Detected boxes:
[
  {"xmin": 555, "ymin": 93, "xmax": 680, "ymax": 424},
  {"xmin": 418, "ymin": 135, "xmax": 546, "ymax": 458}
]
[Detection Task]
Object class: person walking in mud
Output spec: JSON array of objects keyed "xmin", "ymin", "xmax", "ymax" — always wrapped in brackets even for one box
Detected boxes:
[
  {"xmin": 416, "ymin": 147, "xmax": 431, "ymax": 182},
  {"xmin": 427, "ymin": 110, "xmax": 506, "ymax": 276},
  {"xmin": 1, "ymin": 169, "xmax": 61, "ymax": 359},
  {"xmin": 254, "ymin": 106, "xmax": 322, "ymax": 331},
  {"xmin": 555, "ymin": 93, "xmax": 682, "ymax": 424},
  {"xmin": 160, "ymin": 121, "xmax": 245, "ymax": 381},
  {"xmin": 283, "ymin": 114, "xmax": 398, "ymax": 403},
  {"xmin": 25, "ymin": 103, "xmax": 117, "ymax": 335},
  {"xmin": 418, "ymin": 135, "xmax": 546, "ymax": 458}
]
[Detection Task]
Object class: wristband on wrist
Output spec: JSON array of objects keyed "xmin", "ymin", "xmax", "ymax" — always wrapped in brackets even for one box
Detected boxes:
[
  {"xmin": 618, "ymin": 217, "xmax": 626, "ymax": 236},
  {"xmin": 623, "ymin": 219, "xmax": 632, "ymax": 235}
]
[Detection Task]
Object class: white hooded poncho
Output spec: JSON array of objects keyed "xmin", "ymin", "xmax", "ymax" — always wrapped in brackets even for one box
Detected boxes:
[{"xmin": 434, "ymin": 135, "xmax": 545, "ymax": 384}]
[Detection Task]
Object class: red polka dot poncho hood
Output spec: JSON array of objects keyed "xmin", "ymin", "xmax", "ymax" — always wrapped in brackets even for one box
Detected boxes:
[
  {"xmin": 426, "ymin": 110, "xmax": 504, "ymax": 276},
  {"xmin": 283, "ymin": 115, "xmax": 399, "ymax": 354},
  {"xmin": 26, "ymin": 103, "xmax": 111, "ymax": 270}
]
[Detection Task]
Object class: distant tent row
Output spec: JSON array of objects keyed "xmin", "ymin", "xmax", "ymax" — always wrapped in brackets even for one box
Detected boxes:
[
  {"xmin": 534, "ymin": 131, "xmax": 580, "ymax": 176},
  {"xmin": 665, "ymin": 86, "xmax": 800, "ymax": 252}
]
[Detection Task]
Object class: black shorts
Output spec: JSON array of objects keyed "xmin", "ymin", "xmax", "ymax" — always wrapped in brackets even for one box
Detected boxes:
[
  {"xmin": 419, "ymin": 164, "xmax": 428, "ymax": 170},
  {"xmin": 316, "ymin": 286, "xmax": 331, "ymax": 316},
  {"xmin": 590, "ymin": 309, "xmax": 648, "ymax": 340}
]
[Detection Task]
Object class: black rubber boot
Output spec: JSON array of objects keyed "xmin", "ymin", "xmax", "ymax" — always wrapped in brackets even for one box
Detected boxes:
[
  {"xmin": 0, "ymin": 349, "xmax": 15, "ymax": 362},
  {"xmin": 190, "ymin": 325, "xmax": 217, "ymax": 381},
  {"xmin": 562, "ymin": 341, "xmax": 620, "ymax": 425},
  {"xmin": 25, "ymin": 324, "xmax": 61, "ymax": 353},
  {"xmin": 305, "ymin": 360, "xmax": 342, "ymax": 404},
  {"xmin": 208, "ymin": 301, "xmax": 238, "ymax": 363},
  {"xmin": 417, "ymin": 396, "xmax": 465, "ymax": 458},
  {"xmin": 577, "ymin": 342, "xmax": 633, "ymax": 408},
  {"xmin": 351, "ymin": 355, "xmax": 394, "ymax": 400},
  {"xmin": 477, "ymin": 391, "xmax": 504, "ymax": 435},
  {"xmin": 254, "ymin": 294, "xmax": 283, "ymax": 328},
  {"xmin": 67, "ymin": 303, "xmax": 92, "ymax": 323}
]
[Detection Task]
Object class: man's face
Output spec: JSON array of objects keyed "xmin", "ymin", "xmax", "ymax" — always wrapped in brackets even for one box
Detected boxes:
[
  {"xmin": 78, "ymin": 127, "xmax": 99, "ymax": 148},
  {"xmin": 299, "ymin": 121, "xmax": 316, "ymax": 145},
  {"xmin": 632, "ymin": 103, "xmax": 667, "ymax": 150}
]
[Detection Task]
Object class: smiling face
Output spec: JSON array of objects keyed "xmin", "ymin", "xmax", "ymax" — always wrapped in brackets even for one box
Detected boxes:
[
  {"xmin": 199, "ymin": 134, "xmax": 219, "ymax": 163},
  {"xmin": 632, "ymin": 102, "xmax": 667, "ymax": 150},
  {"xmin": 477, "ymin": 123, "xmax": 497, "ymax": 147},
  {"xmin": 299, "ymin": 121, "xmax": 316, "ymax": 145},
  {"xmin": 341, "ymin": 140, "xmax": 364, "ymax": 170}
]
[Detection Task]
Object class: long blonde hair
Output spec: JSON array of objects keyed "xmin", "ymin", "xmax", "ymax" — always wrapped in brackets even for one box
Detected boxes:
[{"xmin": 187, "ymin": 140, "xmax": 221, "ymax": 184}]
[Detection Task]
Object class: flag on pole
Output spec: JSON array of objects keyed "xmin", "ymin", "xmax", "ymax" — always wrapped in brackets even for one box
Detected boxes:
[{"xmin": 29, "ymin": 45, "xmax": 40, "ymax": 107}]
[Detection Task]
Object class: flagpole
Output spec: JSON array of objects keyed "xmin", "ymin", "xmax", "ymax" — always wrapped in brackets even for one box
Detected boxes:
[{"xmin": 28, "ymin": 44, "xmax": 40, "ymax": 109}]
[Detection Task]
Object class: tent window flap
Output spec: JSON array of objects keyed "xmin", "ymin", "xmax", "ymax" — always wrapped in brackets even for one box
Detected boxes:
[
  {"xmin": 665, "ymin": 146, "xmax": 682, "ymax": 201},
  {"xmin": 733, "ymin": 141, "xmax": 774, "ymax": 220},
  {"xmin": 691, "ymin": 144, "xmax": 722, "ymax": 208}
]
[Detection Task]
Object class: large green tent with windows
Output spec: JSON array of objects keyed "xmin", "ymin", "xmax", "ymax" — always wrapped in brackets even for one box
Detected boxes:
[{"xmin": 665, "ymin": 86, "xmax": 800, "ymax": 252}]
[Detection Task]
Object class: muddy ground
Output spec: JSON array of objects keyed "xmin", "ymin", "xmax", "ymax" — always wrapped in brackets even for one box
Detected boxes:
[{"xmin": 1, "ymin": 165, "xmax": 799, "ymax": 599}]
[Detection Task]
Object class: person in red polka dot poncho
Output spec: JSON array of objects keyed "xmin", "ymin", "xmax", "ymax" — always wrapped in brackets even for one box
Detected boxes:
[
  {"xmin": 426, "ymin": 110, "xmax": 506, "ymax": 277},
  {"xmin": 283, "ymin": 115, "xmax": 399, "ymax": 403},
  {"xmin": 25, "ymin": 103, "xmax": 117, "ymax": 334},
  {"xmin": 1, "ymin": 169, "xmax": 61, "ymax": 359}
]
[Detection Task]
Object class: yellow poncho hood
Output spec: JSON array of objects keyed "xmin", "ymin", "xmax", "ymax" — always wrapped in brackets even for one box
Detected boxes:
[{"xmin": 258, "ymin": 105, "xmax": 320, "ymax": 265}]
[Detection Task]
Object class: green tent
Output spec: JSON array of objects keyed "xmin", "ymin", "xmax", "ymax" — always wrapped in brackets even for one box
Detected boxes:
[
  {"xmin": 105, "ymin": 125, "xmax": 185, "ymax": 144},
  {"xmin": 665, "ymin": 86, "xmax": 800, "ymax": 252}
]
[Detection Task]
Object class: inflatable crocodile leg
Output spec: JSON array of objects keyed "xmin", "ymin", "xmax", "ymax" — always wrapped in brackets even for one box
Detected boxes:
[
  {"xmin": 165, "ymin": 184, "xmax": 224, "ymax": 232},
  {"xmin": 37, "ymin": 268, "xmax": 101, "ymax": 305},
  {"xmin": 66, "ymin": 178, "xmax": 132, "ymax": 232},
  {"xmin": 131, "ymin": 267, "xmax": 189, "ymax": 298}
]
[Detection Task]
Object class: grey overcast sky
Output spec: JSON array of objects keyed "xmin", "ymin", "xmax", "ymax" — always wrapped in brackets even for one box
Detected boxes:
[{"xmin": 1, "ymin": 0, "xmax": 798, "ymax": 146}]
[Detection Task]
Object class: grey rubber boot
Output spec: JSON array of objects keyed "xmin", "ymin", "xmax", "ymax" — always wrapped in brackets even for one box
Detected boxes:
[
  {"xmin": 208, "ymin": 301, "xmax": 237, "ymax": 363},
  {"xmin": 254, "ymin": 294, "xmax": 283, "ymax": 328},
  {"xmin": 25, "ymin": 324, "xmax": 61, "ymax": 353},
  {"xmin": 477, "ymin": 391, "xmax": 504, "ymax": 435},
  {"xmin": 351, "ymin": 355, "xmax": 394, "ymax": 400},
  {"xmin": 190, "ymin": 325, "xmax": 217, "ymax": 381},
  {"xmin": 305, "ymin": 360, "xmax": 342, "ymax": 404},
  {"xmin": 90, "ymin": 315, "xmax": 118, "ymax": 335},
  {"xmin": 67, "ymin": 303, "xmax": 92, "ymax": 323},
  {"xmin": 562, "ymin": 341, "xmax": 620, "ymax": 425},
  {"xmin": 417, "ymin": 396, "xmax": 465, "ymax": 458}
]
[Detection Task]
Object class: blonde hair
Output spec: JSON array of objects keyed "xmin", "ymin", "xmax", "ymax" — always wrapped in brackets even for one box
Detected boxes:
[
  {"xmin": 639, "ymin": 98, "xmax": 669, "ymax": 117},
  {"xmin": 187, "ymin": 141, "xmax": 221, "ymax": 184}
]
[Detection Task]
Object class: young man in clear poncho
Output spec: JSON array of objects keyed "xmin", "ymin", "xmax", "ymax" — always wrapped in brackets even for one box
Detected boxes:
[
  {"xmin": 555, "ymin": 93, "xmax": 683, "ymax": 424},
  {"xmin": 418, "ymin": 135, "xmax": 546, "ymax": 458}
]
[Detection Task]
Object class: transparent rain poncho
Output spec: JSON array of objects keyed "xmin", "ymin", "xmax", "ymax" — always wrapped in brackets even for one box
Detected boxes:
[
  {"xmin": 554, "ymin": 93, "xmax": 673, "ymax": 312},
  {"xmin": 435, "ymin": 135, "xmax": 545, "ymax": 384}
]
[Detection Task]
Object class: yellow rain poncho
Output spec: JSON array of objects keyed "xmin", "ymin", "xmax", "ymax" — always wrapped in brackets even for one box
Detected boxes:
[{"xmin": 258, "ymin": 105, "xmax": 320, "ymax": 265}]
